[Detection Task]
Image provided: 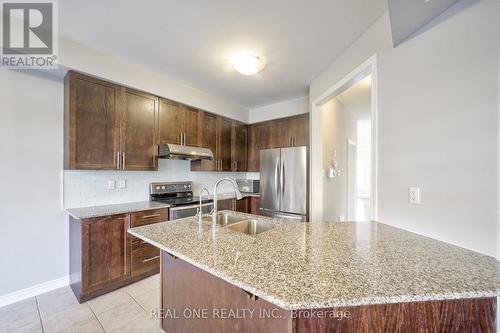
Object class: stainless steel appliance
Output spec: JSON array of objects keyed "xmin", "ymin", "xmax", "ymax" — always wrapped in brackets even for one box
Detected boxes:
[
  {"xmin": 260, "ymin": 146, "xmax": 308, "ymax": 221},
  {"xmin": 150, "ymin": 182, "xmax": 213, "ymax": 220},
  {"xmin": 157, "ymin": 143, "xmax": 213, "ymax": 161},
  {"xmin": 236, "ymin": 179, "xmax": 260, "ymax": 193}
]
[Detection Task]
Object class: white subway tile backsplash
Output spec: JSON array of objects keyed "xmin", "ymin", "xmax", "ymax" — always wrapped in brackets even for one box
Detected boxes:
[{"xmin": 64, "ymin": 159, "xmax": 260, "ymax": 208}]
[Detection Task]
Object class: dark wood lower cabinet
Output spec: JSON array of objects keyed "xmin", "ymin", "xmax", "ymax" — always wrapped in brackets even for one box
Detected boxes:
[
  {"xmin": 70, "ymin": 208, "xmax": 167, "ymax": 303},
  {"xmin": 217, "ymin": 197, "xmax": 251, "ymax": 213},
  {"xmin": 161, "ymin": 252, "xmax": 293, "ymax": 333},
  {"xmin": 160, "ymin": 251, "xmax": 496, "ymax": 332},
  {"xmin": 294, "ymin": 298, "xmax": 496, "ymax": 333},
  {"xmin": 250, "ymin": 196, "xmax": 260, "ymax": 215}
]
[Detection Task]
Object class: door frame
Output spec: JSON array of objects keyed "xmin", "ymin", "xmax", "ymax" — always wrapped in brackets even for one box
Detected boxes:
[{"xmin": 309, "ymin": 54, "xmax": 378, "ymax": 222}]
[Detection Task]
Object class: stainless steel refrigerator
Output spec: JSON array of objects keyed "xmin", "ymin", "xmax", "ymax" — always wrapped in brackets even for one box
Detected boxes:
[{"xmin": 260, "ymin": 146, "xmax": 308, "ymax": 221}]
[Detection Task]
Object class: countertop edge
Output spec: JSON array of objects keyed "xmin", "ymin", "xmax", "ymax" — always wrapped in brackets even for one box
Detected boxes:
[
  {"xmin": 127, "ymin": 227, "xmax": 498, "ymax": 310},
  {"xmin": 67, "ymin": 202, "xmax": 170, "ymax": 219}
]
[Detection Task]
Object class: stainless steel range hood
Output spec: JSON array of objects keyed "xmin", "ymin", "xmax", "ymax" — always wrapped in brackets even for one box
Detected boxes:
[{"xmin": 158, "ymin": 144, "xmax": 213, "ymax": 161}]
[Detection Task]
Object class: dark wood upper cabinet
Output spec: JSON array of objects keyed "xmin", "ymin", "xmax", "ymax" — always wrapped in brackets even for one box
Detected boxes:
[
  {"xmin": 81, "ymin": 214, "xmax": 130, "ymax": 294},
  {"xmin": 218, "ymin": 117, "xmax": 233, "ymax": 172},
  {"xmin": 182, "ymin": 105, "xmax": 202, "ymax": 147},
  {"xmin": 158, "ymin": 98, "xmax": 183, "ymax": 145},
  {"xmin": 158, "ymin": 99, "xmax": 201, "ymax": 147},
  {"xmin": 65, "ymin": 72, "xmax": 122, "ymax": 170},
  {"xmin": 232, "ymin": 122, "xmax": 248, "ymax": 172},
  {"xmin": 65, "ymin": 71, "xmax": 160, "ymax": 171},
  {"xmin": 272, "ymin": 118, "xmax": 293, "ymax": 148},
  {"xmin": 272, "ymin": 114, "xmax": 309, "ymax": 149},
  {"xmin": 191, "ymin": 112, "xmax": 218, "ymax": 171},
  {"xmin": 291, "ymin": 114, "xmax": 310, "ymax": 146},
  {"xmin": 248, "ymin": 122, "xmax": 273, "ymax": 172},
  {"xmin": 122, "ymin": 89, "xmax": 158, "ymax": 171}
]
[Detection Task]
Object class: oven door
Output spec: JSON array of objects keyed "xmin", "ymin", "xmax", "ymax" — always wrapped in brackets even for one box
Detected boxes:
[{"xmin": 169, "ymin": 202, "xmax": 213, "ymax": 221}]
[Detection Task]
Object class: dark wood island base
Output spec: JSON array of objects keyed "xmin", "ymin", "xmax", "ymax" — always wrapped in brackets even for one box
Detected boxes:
[{"xmin": 160, "ymin": 251, "xmax": 496, "ymax": 333}]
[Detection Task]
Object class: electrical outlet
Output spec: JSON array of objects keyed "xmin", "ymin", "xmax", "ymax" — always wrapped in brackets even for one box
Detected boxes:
[
  {"xmin": 118, "ymin": 179, "xmax": 127, "ymax": 189},
  {"xmin": 107, "ymin": 180, "xmax": 116, "ymax": 190},
  {"xmin": 409, "ymin": 187, "xmax": 421, "ymax": 204},
  {"xmin": 339, "ymin": 215, "xmax": 345, "ymax": 221}
]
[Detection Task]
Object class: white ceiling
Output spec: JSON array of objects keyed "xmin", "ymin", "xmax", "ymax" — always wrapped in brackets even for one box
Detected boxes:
[{"xmin": 59, "ymin": 0, "xmax": 387, "ymax": 108}]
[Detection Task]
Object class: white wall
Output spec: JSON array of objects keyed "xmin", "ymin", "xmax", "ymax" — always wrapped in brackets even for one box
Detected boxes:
[
  {"xmin": 322, "ymin": 99, "xmax": 348, "ymax": 221},
  {"xmin": 249, "ymin": 96, "xmax": 308, "ymax": 123},
  {"xmin": 0, "ymin": 70, "xmax": 67, "ymax": 296},
  {"xmin": 311, "ymin": 0, "xmax": 500, "ymax": 256}
]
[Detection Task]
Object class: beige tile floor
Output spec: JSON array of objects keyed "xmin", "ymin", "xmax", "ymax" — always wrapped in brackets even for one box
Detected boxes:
[{"xmin": 0, "ymin": 274, "xmax": 164, "ymax": 333}]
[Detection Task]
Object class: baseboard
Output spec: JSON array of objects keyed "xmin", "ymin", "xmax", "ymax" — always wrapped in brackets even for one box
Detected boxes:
[{"xmin": 0, "ymin": 275, "xmax": 69, "ymax": 308}]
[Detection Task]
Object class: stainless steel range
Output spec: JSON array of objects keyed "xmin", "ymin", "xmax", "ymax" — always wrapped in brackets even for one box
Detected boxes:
[{"xmin": 150, "ymin": 182, "xmax": 213, "ymax": 220}]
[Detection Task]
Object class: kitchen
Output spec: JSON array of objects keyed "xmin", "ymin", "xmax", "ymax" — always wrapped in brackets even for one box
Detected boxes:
[{"xmin": 1, "ymin": 0, "xmax": 499, "ymax": 332}]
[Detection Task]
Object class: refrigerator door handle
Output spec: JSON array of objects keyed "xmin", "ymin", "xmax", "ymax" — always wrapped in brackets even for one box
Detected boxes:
[
  {"xmin": 275, "ymin": 159, "xmax": 280, "ymax": 199},
  {"xmin": 281, "ymin": 160, "xmax": 285, "ymax": 196}
]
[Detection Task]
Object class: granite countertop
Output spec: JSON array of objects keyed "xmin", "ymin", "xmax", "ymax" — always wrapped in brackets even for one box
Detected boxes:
[
  {"xmin": 67, "ymin": 201, "xmax": 170, "ymax": 219},
  {"xmin": 128, "ymin": 212, "xmax": 499, "ymax": 310}
]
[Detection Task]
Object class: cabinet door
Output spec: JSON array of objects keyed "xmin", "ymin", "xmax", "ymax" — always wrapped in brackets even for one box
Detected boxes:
[
  {"xmin": 218, "ymin": 117, "xmax": 233, "ymax": 171},
  {"xmin": 122, "ymin": 89, "xmax": 158, "ymax": 171},
  {"xmin": 183, "ymin": 106, "xmax": 201, "ymax": 147},
  {"xmin": 232, "ymin": 122, "xmax": 247, "ymax": 171},
  {"xmin": 217, "ymin": 199, "xmax": 233, "ymax": 211},
  {"xmin": 66, "ymin": 72, "xmax": 121, "ymax": 170},
  {"xmin": 82, "ymin": 214, "xmax": 130, "ymax": 293},
  {"xmin": 235, "ymin": 197, "xmax": 249, "ymax": 213},
  {"xmin": 291, "ymin": 114, "xmax": 309, "ymax": 146},
  {"xmin": 248, "ymin": 122, "xmax": 273, "ymax": 172},
  {"xmin": 272, "ymin": 118, "xmax": 293, "ymax": 148},
  {"xmin": 159, "ymin": 99, "xmax": 183, "ymax": 145},
  {"xmin": 191, "ymin": 112, "xmax": 218, "ymax": 171},
  {"xmin": 249, "ymin": 197, "xmax": 260, "ymax": 215}
]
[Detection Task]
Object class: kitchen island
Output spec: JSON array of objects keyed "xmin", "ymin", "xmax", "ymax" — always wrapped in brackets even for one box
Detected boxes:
[{"xmin": 128, "ymin": 212, "xmax": 498, "ymax": 332}]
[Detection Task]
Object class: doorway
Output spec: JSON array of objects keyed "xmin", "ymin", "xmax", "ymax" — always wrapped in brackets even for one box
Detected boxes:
[{"xmin": 310, "ymin": 55, "xmax": 377, "ymax": 222}]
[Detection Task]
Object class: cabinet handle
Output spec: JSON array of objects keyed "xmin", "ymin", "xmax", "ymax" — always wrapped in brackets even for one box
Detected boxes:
[
  {"xmin": 180, "ymin": 133, "xmax": 183, "ymax": 145},
  {"xmin": 122, "ymin": 152, "xmax": 126, "ymax": 170},
  {"xmin": 142, "ymin": 255, "xmax": 160, "ymax": 263},
  {"xmin": 183, "ymin": 133, "xmax": 187, "ymax": 145},
  {"xmin": 116, "ymin": 152, "xmax": 121, "ymax": 169},
  {"xmin": 142, "ymin": 213, "xmax": 161, "ymax": 219}
]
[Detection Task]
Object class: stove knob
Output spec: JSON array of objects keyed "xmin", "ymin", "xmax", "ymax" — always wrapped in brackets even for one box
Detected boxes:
[
  {"xmin": 184, "ymin": 185, "xmax": 188, "ymax": 188},
  {"xmin": 161, "ymin": 186, "xmax": 166, "ymax": 190},
  {"xmin": 155, "ymin": 186, "xmax": 161, "ymax": 190}
]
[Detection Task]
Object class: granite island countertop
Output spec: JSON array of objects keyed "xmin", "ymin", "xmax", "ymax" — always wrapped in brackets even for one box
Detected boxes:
[
  {"xmin": 127, "ymin": 212, "xmax": 499, "ymax": 310},
  {"xmin": 66, "ymin": 201, "xmax": 170, "ymax": 219}
]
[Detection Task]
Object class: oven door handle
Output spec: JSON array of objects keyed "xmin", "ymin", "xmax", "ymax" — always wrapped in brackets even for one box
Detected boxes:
[{"xmin": 169, "ymin": 202, "xmax": 214, "ymax": 211}]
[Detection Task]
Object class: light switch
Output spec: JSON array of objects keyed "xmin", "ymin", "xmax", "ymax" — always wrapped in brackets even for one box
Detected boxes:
[
  {"xmin": 409, "ymin": 187, "xmax": 421, "ymax": 204},
  {"xmin": 107, "ymin": 180, "xmax": 116, "ymax": 190},
  {"xmin": 118, "ymin": 179, "xmax": 127, "ymax": 189}
]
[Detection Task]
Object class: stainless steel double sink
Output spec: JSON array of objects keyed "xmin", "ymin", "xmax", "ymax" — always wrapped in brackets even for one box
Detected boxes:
[{"xmin": 203, "ymin": 212, "xmax": 275, "ymax": 235}]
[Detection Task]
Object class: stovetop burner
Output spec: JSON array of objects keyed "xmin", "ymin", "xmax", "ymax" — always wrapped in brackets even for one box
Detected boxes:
[{"xmin": 149, "ymin": 181, "xmax": 213, "ymax": 207}]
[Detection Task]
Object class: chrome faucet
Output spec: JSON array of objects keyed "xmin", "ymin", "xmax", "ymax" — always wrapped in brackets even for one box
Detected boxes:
[
  {"xmin": 199, "ymin": 188, "xmax": 210, "ymax": 225},
  {"xmin": 212, "ymin": 178, "xmax": 242, "ymax": 228}
]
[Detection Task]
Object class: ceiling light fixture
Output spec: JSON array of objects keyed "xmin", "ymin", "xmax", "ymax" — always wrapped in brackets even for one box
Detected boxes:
[{"xmin": 232, "ymin": 55, "xmax": 266, "ymax": 76}]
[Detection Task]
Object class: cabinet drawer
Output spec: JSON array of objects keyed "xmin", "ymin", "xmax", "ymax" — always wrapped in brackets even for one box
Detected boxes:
[
  {"xmin": 131, "ymin": 208, "xmax": 167, "ymax": 227},
  {"xmin": 131, "ymin": 241, "xmax": 160, "ymax": 277}
]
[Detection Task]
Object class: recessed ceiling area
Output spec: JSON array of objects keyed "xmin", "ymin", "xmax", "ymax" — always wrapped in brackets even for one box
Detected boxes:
[{"xmin": 59, "ymin": 0, "xmax": 387, "ymax": 108}]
